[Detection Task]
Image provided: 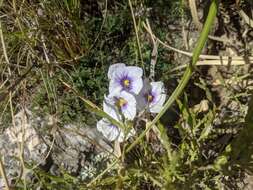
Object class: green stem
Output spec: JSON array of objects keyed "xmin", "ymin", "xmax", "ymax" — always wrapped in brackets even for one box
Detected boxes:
[{"xmin": 127, "ymin": 0, "xmax": 218, "ymax": 153}]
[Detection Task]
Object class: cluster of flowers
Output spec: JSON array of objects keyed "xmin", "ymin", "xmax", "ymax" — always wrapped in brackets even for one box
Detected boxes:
[{"xmin": 97, "ymin": 63, "xmax": 166, "ymax": 142}]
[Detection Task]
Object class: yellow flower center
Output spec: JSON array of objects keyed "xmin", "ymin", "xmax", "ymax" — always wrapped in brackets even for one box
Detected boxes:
[
  {"xmin": 116, "ymin": 98, "xmax": 127, "ymax": 108},
  {"xmin": 123, "ymin": 79, "xmax": 130, "ymax": 87},
  {"xmin": 147, "ymin": 94, "xmax": 154, "ymax": 102}
]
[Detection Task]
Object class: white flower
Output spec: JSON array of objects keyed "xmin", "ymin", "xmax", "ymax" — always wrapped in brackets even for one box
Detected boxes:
[
  {"xmin": 97, "ymin": 119, "xmax": 122, "ymax": 142},
  {"xmin": 97, "ymin": 119, "xmax": 135, "ymax": 142},
  {"xmin": 108, "ymin": 63, "xmax": 143, "ymax": 95},
  {"xmin": 103, "ymin": 90, "xmax": 137, "ymax": 120},
  {"xmin": 138, "ymin": 79, "xmax": 166, "ymax": 113}
]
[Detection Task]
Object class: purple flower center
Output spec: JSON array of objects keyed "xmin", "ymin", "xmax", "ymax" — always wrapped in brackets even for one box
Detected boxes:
[
  {"xmin": 119, "ymin": 74, "xmax": 132, "ymax": 91},
  {"xmin": 144, "ymin": 91, "xmax": 156, "ymax": 103},
  {"xmin": 109, "ymin": 124, "xmax": 117, "ymax": 129},
  {"xmin": 114, "ymin": 97, "xmax": 128, "ymax": 110}
]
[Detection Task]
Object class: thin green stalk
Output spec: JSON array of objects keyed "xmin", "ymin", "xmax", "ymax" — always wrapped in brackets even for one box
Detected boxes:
[{"xmin": 127, "ymin": 0, "xmax": 218, "ymax": 152}]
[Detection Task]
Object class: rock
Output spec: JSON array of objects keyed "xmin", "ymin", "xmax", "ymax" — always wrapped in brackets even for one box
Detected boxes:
[
  {"xmin": 0, "ymin": 109, "xmax": 48, "ymax": 188},
  {"xmin": 51, "ymin": 123, "xmax": 112, "ymax": 174},
  {"xmin": 0, "ymin": 108, "xmax": 113, "ymax": 187}
]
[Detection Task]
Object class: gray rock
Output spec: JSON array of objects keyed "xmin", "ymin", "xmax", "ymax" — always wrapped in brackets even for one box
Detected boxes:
[{"xmin": 0, "ymin": 108, "xmax": 113, "ymax": 188}]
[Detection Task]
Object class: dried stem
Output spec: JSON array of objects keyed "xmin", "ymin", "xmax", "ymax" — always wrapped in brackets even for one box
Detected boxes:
[{"xmin": 0, "ymin": 155, "xmax": 10, "ymax": 190}]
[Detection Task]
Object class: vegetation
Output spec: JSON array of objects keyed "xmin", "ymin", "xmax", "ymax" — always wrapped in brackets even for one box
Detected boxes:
[{"xmin": 0, "ymin": 0, "xmax": 253, "ymax": 189}]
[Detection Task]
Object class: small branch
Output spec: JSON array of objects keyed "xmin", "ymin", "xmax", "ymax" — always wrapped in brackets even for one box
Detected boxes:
[
  {"xmin": 239, "ymin": 9, "xmax": 253, "ymax": 28},
  {"xmin": 169, "ymin": 59, "xmax": 250, "ymax": 73},
  {"xmin": 189, "ymin": 0, "xmax": 202, "ymax": 30},
  {"xmin": 188, "ymin": 0, "xmax": 234, "ymax": 44},
  {"xmin": 0, "ymin": 155, "xmax": 10, "ymax": 190},
  {"xmin": 0, "ymin": 21, "xmax": 11, "ymax": 76},
  {"xmin": 128, "ymin": 0, "xmax": 144, "ymax": 68},
  {"xmin": 143, "ymin": 23, "xmax": 253, "ymax": 62},
  {"xmin": 0, "ymin": 65, "xmax": 35, "ymax": 103}
]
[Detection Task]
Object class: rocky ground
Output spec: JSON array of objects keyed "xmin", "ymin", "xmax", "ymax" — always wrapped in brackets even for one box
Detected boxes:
[{"xmin": 0, "ymin": 109, "xmax": 112, "ymax": 188}]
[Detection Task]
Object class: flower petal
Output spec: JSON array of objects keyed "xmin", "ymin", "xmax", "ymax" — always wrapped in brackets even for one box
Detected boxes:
[
  {"xmin": 150, "ymin": 94, "xmax": 166, "ymax": 113},
  {"xmin": 108, "ymin": 65, "xmax": 143, "ymax": 94},
  {"xmin": 97, "ymin": 119, "xmax": 120, "ymax": 141},
  {"xmin": 122, "ymin": 105, "xmax": 136, "ymax": 120},
  {"xmin": 136, "ymin": 78, "xmax": 151, "ymax": 111},
  {"xmin": 127, "ymin": 66, "xmax": 143, "ymax": 78},
  {"xmin": 126, "ymin": 66, "xmax": 143, "ymax": 94},
  {"xmin": 108, "ymin": 63, "xmax": 126, "ymax": 80},
  {"xmin": 120, "ymin": 91, "xmax": 137, "ymax": 120},
  {"xmin": 109, "ymin": 80, "xmax": 123, "ymax": 95},
  {"xmin": 103, "ymin": 98, "xmax": 122, "ymax": 121},
  {"xmin": 97, "ymin": 119, "xmax": 135, "ymax": 142},
  {"xmin": 130, "ymin": 78, "xmax": 143, "ymax": 95},
  {"xmin": 104, "ymin": 91, "xmax": 137, "ymax": 120},
  {"xmin": 108, "ymin": 66, "xmax": 127, "ymax": 94},
  {"xmin": 150, "ymin": 81, "xmax": 165, "ymax": 96}
]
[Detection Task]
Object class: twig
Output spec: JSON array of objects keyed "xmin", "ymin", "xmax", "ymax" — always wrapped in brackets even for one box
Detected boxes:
[
  {"xmin": 0, "ymin": 155, "xmax": 10, "ymax": 190},
  {"xmin": 0, "ymin": 65, "xmax": 35, "ymax": 103},
  {"xmin": 146, "ymin": 20, "xmax": 158, "ymax": 81},
  {"xmin": 149, "ymin": 42, "xmax": 158, "ymax": 81},
  {"xmin": 0, "ymin": 21, "xmax": 11, "ymax": 76},
  {"xmin": 143, "ymin": 23, "xmax": 253, "ymax": 62},
  {"xmin": 128, "ymin": 0, "xmax": 144, "ymax": 68},
  {"xmin": 239, "ymin": 9, "xmax": 253, "ymax": 28},
  {"xmin": 9, "ymin": 96, "xmax": 27, "ymax": 189},
  {"xmin": 20, "ymin": 107, "xmax": 27, "ymax": 189},
  {"xmin": 188, "ymin": 0, "xmax": 233, "ymax": 44},
  {"xmin": 169, "ymin": 59, "xmax": 250, "ymax": 73},
  {"xmin": 189, "ymin": 0, "xmax": 202, "ymax": 30}
]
